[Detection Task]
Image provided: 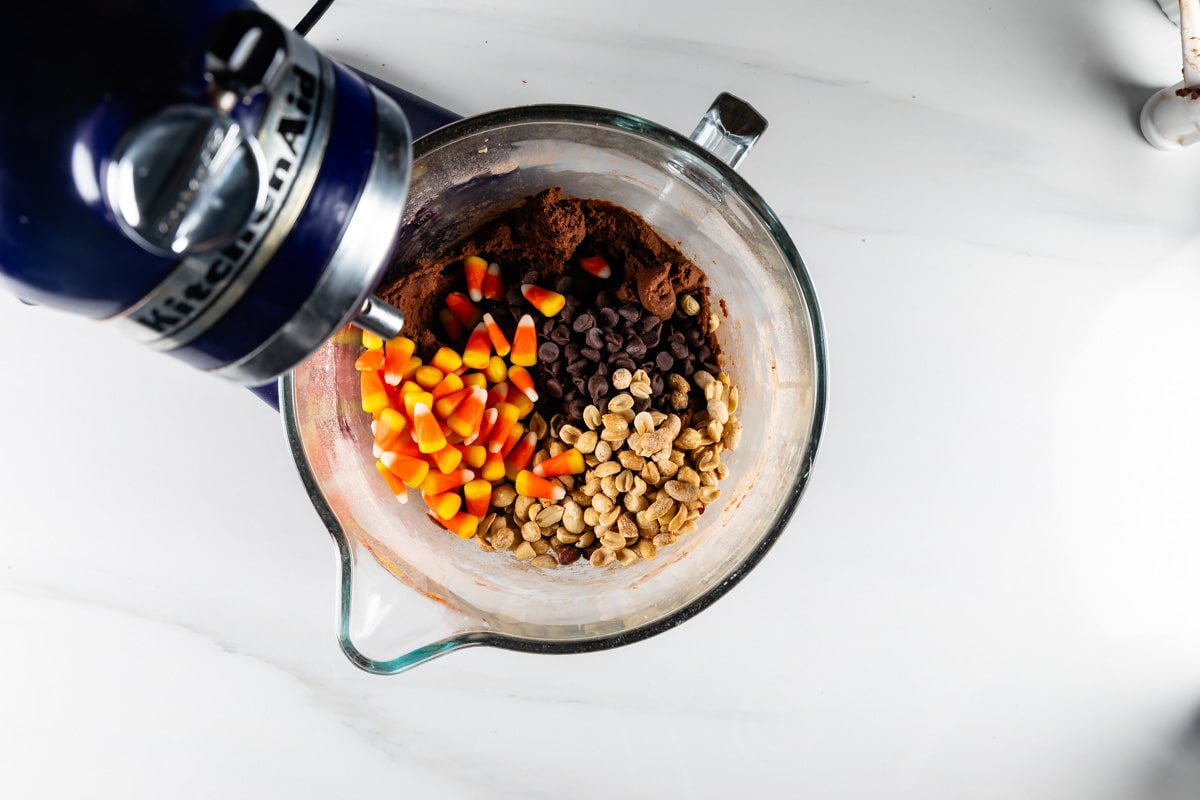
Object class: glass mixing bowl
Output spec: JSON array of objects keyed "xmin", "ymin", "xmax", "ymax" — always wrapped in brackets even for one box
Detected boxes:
[{"xmin": 281, "ymin": 97, "xmax": 826, "ymax": 674}]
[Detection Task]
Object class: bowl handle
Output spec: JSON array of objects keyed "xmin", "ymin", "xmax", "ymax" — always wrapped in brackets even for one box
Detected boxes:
[{"xmin": 689, "ymin": 93, "xmax": 767, "ymax": 170}]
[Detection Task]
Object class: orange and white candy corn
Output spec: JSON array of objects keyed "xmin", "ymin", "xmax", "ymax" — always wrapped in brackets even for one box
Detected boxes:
[
  {"xmin": 463, "ymin": 478, "xmax": 492, "ymax": 518},
  {"xmin": 375, "ymin": 460, "xmax": 409, "ymax": 503},
  {"xmin": 579, "ymin": 254, "xmax": 612, "ymax": 279},
  {"xmin": 461, "ymin": 321, "xmax": 492, "ymax": 370},
  {"xmin": 463, "ymin": 255, "xmax": 487, "ymax": 302},
  {"xmin": 480, "ymin": 450, "xmax": 506, "ymax": 483},
  {"xmin": 506, "ymin": 365, "xmax": 538, "ymax": 402},
  {"xmin": 507, "ymin": 388, "xmax": 535, "ymax": 420},
  {"xmin": 503, "ymin": 431, "xmax": 537, "ymax": 481},
  {"xmin": 383, "ymin": 336, "xmax": 416, "ymax": 386},
  {"xmin": 380, "ymin": 451, "xmax": 430, "ymax": 488},
  {"xmin": 481, "ymin": 312, "xmax": 511, "ymax": 357},
  {"xmin": 473, "ymin": 406, "xmax": 498, "ymax": 447},
  {"xmin": 424, "ymin": 490, "xmax": 462, "ymax": 521},
  {"xmin": 373, "ymin": 407, "xmax": 408, "ymax": 451},
  {"xmin": 482, "ymin": 262, "xmax": 504, "ymax": 301},
  {"xmin": 487, "ymin": 402, "xmax": 520, "ymax": 453},
  {"xmin": 445, "ymin": 291, "xmax": 483, "ymax": 329},
  {"xmin": 532, "ymin": 448, "xmax": 585, "ymax": 478},
  {"xmin": 442, "ymin": 511, "xmax": 479, "ymax": 540},
  {"xmin": 430, "ymin": 347, "xmax": 463, "ymax": 374},
  {"xmin": 431, "ymin": 372, "xmax": 464, "ymax": 402},
  {"xmin": 430, "ymin": 443, "xmax": 463, "ymax": 474},
  {"xmin": 515, "ymin": 470, "xmax": 566, "ymax": 501},
  {"xmin": 447, "ymin": 385, "xmax": 487, "ymax": 439},
  {"xmin": 354, "ymin": 348, "xmax": 384, "ymax": 372},
  {"xmin": 510, "ymin": 314, "xmax": 537, "ymax": 367},
  {"xmin": 360, "ymin": 370, "xmax": 389, "ymax": 414},
  {"xmin": 403, "ymin": 389, "xmax": 434, "ymax": 420},
  {"xmin": 434, "ymin": 386, "xmax": 471, "ymax": 420},
  {"xmin": 413, "ymin": 364, "xmax": 445, "ymax": 390},
  {"xmin": 412, "ymin": 401, "xmax": 447, "ymax": 454},
  {"xmin": 521, "ymin": 284, "xmax": 565, "ymax": 317},
  {"xmin": 499, "ymin": 421, "xmax": 524, "ymax": 459},
  {"xmin": 420, "ymin": 468, "xmax": 475, "ymax": 496}
]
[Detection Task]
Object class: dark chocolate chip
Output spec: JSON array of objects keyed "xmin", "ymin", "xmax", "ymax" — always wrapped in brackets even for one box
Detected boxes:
[
  {"xmin": 655, "ymin": 351, "xmax": 674, "ymax": 371},
  {"xmin": 565, "ymin": 343, "xmax": 581, "ymax": 362},
  {"xmin": 614, "ymin": 355, "xmax": 636, "ymax": 371},
  {"xmin": 550, "ymin": 324, "xmax": 572, "ymax": 345},
  {"xmin": 520, "ymin": 269, "xmax": 540, "ymax": 285},
  {"xmin": 650, "ymin": 373, "xmax": 664, "ymax": 395},
  {"xmin": 599, "ymin": 307, "xmax": 620, "ymax": 328},
  {"xmin": 555, "ymin": 275, "xmax": 574, "ymax": 294},
  {"xmin": 632, "ymin": 395, "xmax": 652, "ymax": 413},
  {"xmin": 581, "ymin": 346, "xmax": 602, "ymax": 362},
  {"xmin": 618, "ymin": 303, "xmax": 641, "ymax": 322},
  {"xmin": 541, "ymin": 319, "xmax": 556, "ymax": 336},
  {"xmin": 626, "ymin": 340, "xmax": 647, "ymax": 359},
  {"xmin": 584, "ymin": 326, "xmax": 605, "ymax": 350},
  {"xmin": 545, "ymin": 377, "xmax": 564, "ymax": 398},
  {"xmin": 669, "ymin": 340, "xmax": 689, "ymax": 360},
  {"xmin": 572, "ymin": 312, "xmax": 595, "ymax": 333},
  {"xmin": 568, "ymin": 397, "xmax": 586, "ymax": 419},
  {"xmin": 638, "ymin": 314, "xmax": 660, "ymax": 333},
  {"xmin": 505, "ymin": 283, "xmax": 524, "ymax": 306},
  {"xmin": 538, "ymin": 341, "xmax": 560, "ymax": 362},
  {"xmin": 572, "ymin": 376, "xmax": 587, "ymax": 394},
  {"xmin": 641, "ymin": 328, "xmax": 661, "ymax": 349},
  {"xmin": 566, "ymin": 359, "xmax": 589, "ymax": 377},
  {"xmin": 587, "ymin": 374, "xmax": 608, "ymax": 400},
  {"xmin": 696, "ymin": 344, "xmax": 712, "ymax": 362}
]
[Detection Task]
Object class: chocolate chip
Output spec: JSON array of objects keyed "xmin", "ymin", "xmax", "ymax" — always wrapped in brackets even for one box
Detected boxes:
[
  {"xmin": 584, "ymin": 326, "xmax": 605, "ymax": 350},
  {"xmin": 638, "ymin": 314, "xmax": 660, "ymax": 333},
  {"xmin": 541, "ymin": 319, "xmax": 556, "ymax": 336},
  {"xmin": 599, "ymin": 307, "xmax": 620, "ymax": 328},
  {"xmin": 650, "ymin": 373, "xmax": 664, "ymax": 395},
  {"xmin": 572, "ymin": 375, "xmax": 587, "ymax": 394},
  {"xmin": 520, "ymin": 268, "xmax": 540, "ymax": 284},
  {"xmin": 655, "ymin": 351, "xmax": 674, "ymax": 371},
  {"xmin": 568, "ymin": 397, "xmax": 586, "ymax": 419},
  {"xmin": 604, "ymin": 332, "xmax": 624, "ymax": 353},
  {"xmin": 696, "ymin": 344, "xmax": 712, "ymax": 362},
  {"xmin": 618, "ymin": 303, "xmax": 641, "ymax": 322},
  {"xmin": 669, "ymin": 340, "xmax": 689, "ymax": 360},
  {"xmin": 581, "ymin": 346, "xmax": 602, "ymax": 362},
  {"xmin": 626, "ymin": 340, "xmax": 647, "ymax": 359},
  {"xmin": 587, "ymin": 374, "xmax": 608, "ymax": 400},
  {"xmin": 505, "ymin": 282, "xmax": 523, "ymax": 306},
  {"xmin": 555, "ymin": 275, "xmax": 574, "ymax": 294},
  {"xmin": 550, "ymin": 324, "xmax": 572, "ymax": 345},
  {"xmin": 632, "ymin": 395, "xmax": 652, "ymax": 413},
  {"xmin": 614, "ymin": 355, "xmax": 636, "ymax": 371},
  {"xmin": 565, "ymin": 359, "xmax": 589, "ymax": 377},
  {"xmin": 565, "ymin": 343, "xmax": 581, "ymax": 362},
  {"xmin": 641, "ymin": 328, "xmax": 661, "ymax": 349},
  {"xmin": 572, "ymin": 312, "xmax": 595, "ymax": 333},
  {"xmin": 538, "ymin": 341, "xmax": 560, "ymax": 362},
  {"xmin": 545, "ymin": 377, "xmax": 564, "ymax": 398}
]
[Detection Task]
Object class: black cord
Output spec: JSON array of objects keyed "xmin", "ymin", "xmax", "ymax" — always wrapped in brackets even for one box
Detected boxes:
[{"xmin": 293, "ymin": 0, "xmax": 336, "ymax": 36}]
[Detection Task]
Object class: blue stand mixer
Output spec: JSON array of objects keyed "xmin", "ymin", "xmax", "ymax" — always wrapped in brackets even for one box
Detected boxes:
[{"xmin": 0, "ymin": 0, "xmax": 457, "ymax": 401}]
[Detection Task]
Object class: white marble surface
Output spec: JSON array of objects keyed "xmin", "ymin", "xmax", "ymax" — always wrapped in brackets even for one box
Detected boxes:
[{"xmin": 4, "ymin": 0, "xmax": 1200, "ymax": 797}]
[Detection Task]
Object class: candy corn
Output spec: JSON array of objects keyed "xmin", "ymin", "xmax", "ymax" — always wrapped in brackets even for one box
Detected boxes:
[
  {"xmin": 504, "ymin": 431, "xmax": 537, "ymax": 481},
  {"xmin": 424, "ymin": 491, "xmax": 462, "ymax": 521},
  {"xmin": 486, "ymin": 381, "xmax": 509, "ymax": 409},
  {"xmin": 383, "ymin": 336, "xmax": 416, "ymax": 386},
  {"xmin": 487, "ymin": 402, "xmax": 520, "ymax": 453},
  {"xmin": 438, "ymin": 308, "xmax": 464, "ymax": 340},
  {"xmin": 401, "ymin": 356, "xmax": 423, "ymax": 382},
  {"xmin": 463, "ymin": 479, "xmax": 492, "ymax": 518},
  {"xmin": 532, "ymin": 448, "xmax": 585, "ymax": 478},
  {"xmin": 362, "ymin": 330, "xmax": 383, "ymax": 350},
  {"xmin": 499, "ymin": 421, "xmax": 524, "ymax": 459},
  {"xmin": 360, "ymin": 370, "xmax": 389, "ymax": 413},
  {"xmin": 521, "ymin": 284, "xmax": 565, "ymax": 317},
  {"xmin": 380, "ymin": 451, "xmax": 430, "ymax": 488},
  {"xmin": 413, "ymin": 364, "xmax": 445, "ymax": 390},
  {"xmin": 482, "ymin": 262, "xmax": 504, "ymax": 301},
  {"xmin": 464, "ymin": 255, "xmax": 487, "ymax": 302},
  {"xmin": 420, "ymin": 468, "xmax": 475, "ymax": 495},
  {"xmin": 473, "ymin": 407, "xmax": 498, "ymax": 447},
  {"xmin": 459, "ymin": 444, "xmax": 488, "ymax": 469},
  {"xmin": 434, "ymin": 386, "xmax": 471, "ymax": 420},
  {"xmin": 402, "ymin": 390, "xmax": 434, "ymax": 420},
  {"xmin": 430, "ymin": 347, "xmax": 463, "ymax": 374},
  {"xmin": 431, "ymin": 372, "xmax": 464, "ymax": 401},
  {"xmin": 481, "ymin": 312, "xmax": 511, "ymax": 357},
  {"xmin": 447, "ymin": 385, "xmax": 487, "ymax": 439},
  {"xmin": 506, "ymin": 365, "xmax": 538, "ymax": 402},
  {"xmin": 445, "ymin": 292, "xmax": 483, "ymax": 329},
  {"xmin": 480, "ymin": 450, "xmax": 506, "ymax": 483},
  {"xmin": 354, "ymin": 348, "xmax": 384, "ymax": 371},
  {"xmin": 431, "ymin": 443, "xmax": 463, "ymax": 474},
  {"xmin": 373, "ymin": 407, "xmax": 408, "ymax": 450},
  {"xmin": 510, "ymin": 314, "xmax": 537, "ymax": 367},
  {"xmin": 515, "ymin": 470, "xmax": 565, "ymax": 501},
  {"xmin": 442, "ymin": 512, "xmax": 479, "ymax": 540},
  {"xmin": 507, "ymin": 389, "xmax": 535, "ymax": 420},
  {"xmin": 375, "ymin": 460, "xmax": 409, "ymax": 502},
  {"xmin": 579, "ymin": 254, "xmax": 612, "ymax": 279},
  {"xmin": 483, "ymin": 354, "xmax": 508, "ymax": 384},
  {"xmin": 462, "ymin": 322, "xmax": 491, "ymax": 370},
  {"xmin": 412, "ymin": 401, "xmax": 447, "ymax": 454}
]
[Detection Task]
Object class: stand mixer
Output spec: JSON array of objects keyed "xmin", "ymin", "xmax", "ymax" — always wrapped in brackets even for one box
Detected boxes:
[{"xmin": 0, "ymin": 0, "xmax": 456, "ymax": 395}]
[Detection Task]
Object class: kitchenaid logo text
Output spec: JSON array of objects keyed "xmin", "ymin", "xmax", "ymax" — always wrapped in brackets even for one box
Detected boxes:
[{"xmin": 132, "ymin": 64, "xmax": 320, "ymax": 338}]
